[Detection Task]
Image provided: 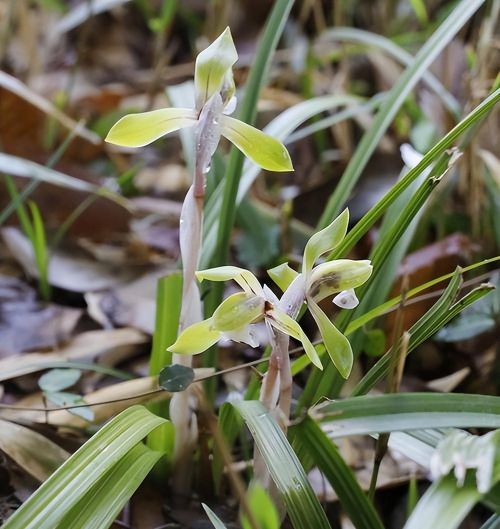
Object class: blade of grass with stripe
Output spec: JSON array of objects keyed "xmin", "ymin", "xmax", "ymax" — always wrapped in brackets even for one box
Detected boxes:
[
  {"xmin": 291, "ymin": 416, "xmax": 384, "ymax": 529},
  {"xmin": 2, "ymin": 406, "xmax": 166, "ymax": 529},
  {"xmin": 233, "ymin": 400, "xmax": 331, "ymax": 529},
  {"xmin": 318, "ymin": 0, "xmax": 485, "ymax": 228},
  {"xmin": 56, "ymin": 442, "xmax": 162, "ymax": 529},
  {"xmin": 311, "ymin": 393, "xmax": 500, "ymax": 437}
]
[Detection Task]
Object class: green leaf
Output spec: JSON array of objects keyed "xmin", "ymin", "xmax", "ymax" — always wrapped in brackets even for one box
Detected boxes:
[
  {"xmin": 1, "ymin": 406, "xmax": 165, "ymax": 529},
  {"xmin": 267, "ymin": 308, "xmax": 323, "ymax": 369},
  {"xmin": 312, "ymin": 393, "xmax": 500, "ymax": 437},
  {"xmin": 194, "ymin": 27, "xmax": 238, "ymax": 109},
  {"xmin": 105, "ymin": 107, "xmax": 197, "ymax": 148},
  {"xmin": 267, "ymin": 263, "xmax": 300, "ymax": 292},
  {"xmin": 212, "ymin": 292, "xmax": 264, "ymax": 331},
  {"xmin": 202, "ymin": 504, "xmax": 229, "ymax": 529},
  {"xmin": 363, "ymin": 329, "xmax": 386, "ymax": 357},
  {"xmin": 233, "ymin": 400, "xmax": 332, "ymax": 529},
  {"xmin": 318, "ymin": 0, "xmax": 486, "ymax": 227},
  {"xmin": 158, "ymin": 364, "xmax": 195, "ymax": 392},
  {"xmin": 57, "ymin": 443, "xmax": 162, "ymax": 529},
  {"xmin": 221, "ymin": 116, "xmax": 293, "ymax": 172},
  {"xmin": 307, "ymin": 299, "xmax": 352, "ymax": 378},
  {"xmin": 39, "ymin": 369, "xmax": 81, "ymax": 392},
  {"xmin": 303, "ymin": 209, "xmax": 349, "ymax": 274},
  {"xmin": 241, "ymin": 483, "xmax": 280, "ymax": 529},
  {"xmin": 292, "ymin": 417, "xmax": 385, "ymax": 529},
  {"xmin": 168, "ymin": 318, "xmax": 221, "ymax": 355}
]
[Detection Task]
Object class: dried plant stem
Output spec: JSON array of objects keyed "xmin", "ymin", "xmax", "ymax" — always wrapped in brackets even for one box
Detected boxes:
[{"xmin": 170, "ymin": 180, "xmax": 204, "ymax": 492}]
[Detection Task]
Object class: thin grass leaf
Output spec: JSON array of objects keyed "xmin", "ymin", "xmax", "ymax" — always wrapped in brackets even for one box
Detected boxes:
[
  {"xmin": 233, "ymin": 400, "xmax": 332, "ymax": 529},
  {"xmin": 319, "ymin": 27, "xmax": 460, "ymax": 117},
  {"xmin": 312, "ymin": 393, "xmax": 500, "ymax": 437},
  {"xmin": 57, "ymin": 443, "xmax": 162, "ymax": 529},
  {"xmin": 329, "ymin": 88, "xmax": 500, "ymax": 259},
  {"xmin": 202, "ymin": 504, "xmax": 229, "ymax": 529},
  {"xmin": 292, "ymin": 417, "xmax": 384, "ymax": 529},
  {"xmin": 2, "ymin": 406, "xmax": 165, "ymax": 529},
  {"xmin": 318, "ymin": 0, "xmax": 485, "ymax": 227}
]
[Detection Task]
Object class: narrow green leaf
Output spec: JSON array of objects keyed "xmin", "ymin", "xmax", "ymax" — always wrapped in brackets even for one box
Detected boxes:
[
  {"xmin": 233, "ymin": 401, "xmax": 332, "ymax": 529},
  {"xmin": 318, "ymin": 0, "xmax": 485, "ymax": 227},
  {"xmin": 2, "ymin": 406, "xmax": 165, "ymax": 529},
  {"xmin": 303, "ymin": 209, "xmax": 349, "ymax": 274},
  {"xmin": 307, "ymin": 299, "xmax": 352, "ymax": 378},
  {"xmin": 57, "ymin": 443, "xmax": 162, "ymax": 529},
  {"xmin": 159, "ymin": 364, "xmax": 195, "ymax": 392},
  {"xmin": 242, "ymin": 483, "xmax": 280, "ymax": 529},
  {"xmin": 168, "ymin": 318, "xmax": 220, "ymax": 355},
  {"xmin": 221, "ymin": 116, "xmax": 293, "ymax": 172},
  {"xmin": 105, "ymin": 108, "xmax": 197, "ymax": 147},
  {"xmin": 313, "ymin": 393, "xmax": 500, "ymax": 437},
  {"xmin": 202, "ymin": 504, "xmax": 229, "ymax": 529},
  {"xmin": 292, "ymin": 417, "xmax": 384, "ymax": 529}
]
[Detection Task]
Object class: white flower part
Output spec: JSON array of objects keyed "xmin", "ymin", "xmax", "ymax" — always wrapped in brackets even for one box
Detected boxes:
[
  {"xmin": 400, "ymin": 143, "xmax": 424, "ymax": 169},
  {"xmin": 263, "ymin": 284, "xmax": 280, "ymax": 305},
  {"xmin": 333, "ymin": 288, "xmax": 359, "ymax": 309},
  {"xmin": 220, "ymin": 324, "xmax": 259, "ymax": 348},
  {"xmin": 223, "ymin": 95, "xmax": 237, "ymax": 115}
]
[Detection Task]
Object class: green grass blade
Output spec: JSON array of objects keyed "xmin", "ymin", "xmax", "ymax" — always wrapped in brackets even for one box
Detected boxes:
[
  {"xmin": 351, "ymin": 282, "xmax": 493, "ymax": 397},
  {"xmin": 312, "ymin": 393, "xmax": 500, "ymax": 437},
  {"xmin": 318, "ymin": 0, "xmax": 485, "ymax": 228},
  {"xmin": 402, "ymin": 475, "xmax": 486, "ymax": 529},
  {"xmin": 2, "ymin": 406, "xmax": 165, "ymax": 529},
  {"xmin": 292, "ymin": 417, "xmax": 384, "ymax": 529},
  {"xmin": 202, "ymin": 504, "xmax": 229, "ymax": 529},
  {"xmin": 57, "ymin": 443, "xmax": 162, "ymax": 529},
  {"xmin": 27, "ymin": 201, "xmax": 51, "ymax": 301},
  {"xmin": 319, "ymin": 27, "xmax": 460, "ymax": 117},
  {"xmin": 329, "ymin": 87, "xmax": 500, "ymax": 258},
  {"xmin": 233, "ymin": 400, "xmax": 332, "ymax": 529}
]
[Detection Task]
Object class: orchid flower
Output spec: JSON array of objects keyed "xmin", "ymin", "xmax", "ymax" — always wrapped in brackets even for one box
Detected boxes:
[
  {"xmin": 169, "ymin": 210, "xmax": 373, "ymax": 378},
  {"xmin": 105, "ymin": 27, "xmax": 293, "ymax": 193}
]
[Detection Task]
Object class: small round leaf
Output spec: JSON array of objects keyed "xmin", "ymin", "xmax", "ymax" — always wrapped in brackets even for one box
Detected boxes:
[{"xmin": 159, "ymin": 364, "xmax": 195, "ymax": 392}]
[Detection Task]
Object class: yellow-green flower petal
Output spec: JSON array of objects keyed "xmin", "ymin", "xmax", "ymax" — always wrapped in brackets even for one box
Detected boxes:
[
  {"xmin": 105, "ymin": 108, "xmax": 197, "ymax": 148},
  {"xmin": 213, "ymin": 292, "xmax": 264, "ymax": 331},
  {"xmin": 303, "ymin": 209, "xmax": 349, "ymax": 274},
  {"xmin": 307, "ymin": 298, "xmax": 352, "ymax": 378},
  {"xmin": 195, "ymin": 27, "xmax": 238, "ymax": 109},
  {"xmin": 266, "ymin": 308, "xmax": 322, "ymax": 369},
  {"xmin": 196, "ymin": 266, "xmax": 262, "ymax": 295},
  {"xmin": 308, "ymin": 259, "xmax": 372, "ymax": 303},
  {"xmin": 221, "ymin": 116, "xmax": 293, "ymax": 172},
  {"xmin": 168, "ymin": 318, "xmax": 220, "ymax": 355},
  {"xmin": 267, "ymin": 263, "xmax": 299, "ymax": 292}
]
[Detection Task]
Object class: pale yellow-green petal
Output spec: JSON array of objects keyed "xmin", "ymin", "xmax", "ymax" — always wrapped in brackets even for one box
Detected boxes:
[
  {"xmin": 212, "ymin": 292, "xmax": 264, "ymax": 331},
  {"xmin": 266, "ymin": 308, "xmax": 322, "ymax": 369},
  {"xmin": 303, "ymin": 209, "xmax": 349, "ymax": 275},
  {"xmin": 168, "ymin": 318, "xmax": 220, "ymax": 355},
  {"xmin": 267, "ymin": 263, "xmax": 299, "ymax": 292},
  {"xmin": 194, "ymin": 27, "xmax": 238, "ymax": 108},
  {"xmin": 307, "ymin": 298, "xmax": 352, "ymax": 378},
  {"xmin": 196, "ymin": 266, "xmax": 262, "ymax": 296},
  {"xmin": 105, "ymin": 108, "xmax": 197, "ymax": 148},
  {"xmin": 307, "ymin": 259, "xmax": 372, "ymax": 303},
  {"xmin": 221, "ymin": 116, "xmax": 293, "ymax": 172}
]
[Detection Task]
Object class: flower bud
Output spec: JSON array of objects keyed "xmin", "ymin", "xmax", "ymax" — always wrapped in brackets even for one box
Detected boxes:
[
  {"xmin": 307, "ymin": 259, "xmax": 372, "ymax": 302},
  {"xmin": 212, "ymin": 292, "xmax": 265, "ymax": 331}
]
